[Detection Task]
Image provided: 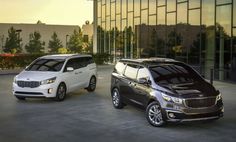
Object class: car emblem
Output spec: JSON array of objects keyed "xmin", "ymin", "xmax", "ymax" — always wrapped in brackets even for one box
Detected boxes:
[
  {"xmin": 27, "ymin": 78, "xmax": 30, "ymax": 80},
  {"xmin": 199, "ymin": 94, "xmax": 204, "ymax": 97}
]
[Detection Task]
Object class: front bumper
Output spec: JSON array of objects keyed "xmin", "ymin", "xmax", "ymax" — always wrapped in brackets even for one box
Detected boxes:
[
  {"xmin": 162, "ymin": 100, "xmax": 224, "ymax": 122},
  {"xmin": 164, "ymin": 108, "xmax": 224, "ymax": 122},
  {"xmin": 12, "ymin": 82, "xmax": 58, "ymax": 98}
]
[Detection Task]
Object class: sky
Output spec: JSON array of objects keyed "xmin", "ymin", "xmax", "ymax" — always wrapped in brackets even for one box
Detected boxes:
[{"xmin": 0, "ymin": 0, "xmax": 93, "ymax": 26}]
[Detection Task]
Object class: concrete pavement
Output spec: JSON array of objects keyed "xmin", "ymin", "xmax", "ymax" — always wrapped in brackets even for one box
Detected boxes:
[{"xmin": 0, "ymin": 65, "xmax": 236, "ymax": 142}]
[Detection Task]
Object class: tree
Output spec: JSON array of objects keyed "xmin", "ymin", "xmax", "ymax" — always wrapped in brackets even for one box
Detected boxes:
[
  {"xmin": 48, "ymin": 32, "xmax": 63, "ymax": 53},
  {"xmin": 4, "ymin": 27, "xmax": 22, "ymax": 53},
  {"xmin": 58, "ymin": 47, "xmax": 68, "ymax": 54},
  {"xmin": 25, "ymin": 31, "xmax": 45, "ymax": 53},
  {"xmin": 67, "ymin": 28, "xmax": 83, "ymax": 53}
]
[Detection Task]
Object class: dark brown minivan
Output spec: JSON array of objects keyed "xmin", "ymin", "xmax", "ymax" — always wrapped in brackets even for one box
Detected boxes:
[{"xmin": 110, "ymin": 58, "xmax": 224, "ymax": 127}]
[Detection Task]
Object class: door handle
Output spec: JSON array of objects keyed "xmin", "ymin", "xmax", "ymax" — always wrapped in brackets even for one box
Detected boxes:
[{"xmin": 75, "ymin": 72, "xmax": 79, "ymax": 74}]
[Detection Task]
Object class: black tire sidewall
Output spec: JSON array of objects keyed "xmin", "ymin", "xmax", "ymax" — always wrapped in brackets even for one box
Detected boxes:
[
  {"xmin": 87, "ymin": 76, "xmax": 96, "ymax": 92},
  {"xmin": 56, "ymin": 83, "xmax": 66, "ymax": 101}
]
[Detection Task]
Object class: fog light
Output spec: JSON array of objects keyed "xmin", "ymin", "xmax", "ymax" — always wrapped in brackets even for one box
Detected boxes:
[
  {"xmin": 48, "ymin": 88, "xmax": 53, "ymax": 94},
  {"xmin": 168, "ymin": 113, "xmax": 175, "ymax": 118}
]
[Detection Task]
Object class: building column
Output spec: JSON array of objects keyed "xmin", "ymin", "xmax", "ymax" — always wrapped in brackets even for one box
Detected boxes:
[{"xmin": 93, "ymin": 0, "xmax": 98, "ymax": 54}]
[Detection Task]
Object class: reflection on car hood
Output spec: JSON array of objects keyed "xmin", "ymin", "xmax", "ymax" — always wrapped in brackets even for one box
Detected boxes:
[
  {"xmin": 16, "ymin": 70, "xmax": 58, "ymax": 81},
  {"xmin": 159, "ymin": 81, "xmax": 217, "ymax": 98}
]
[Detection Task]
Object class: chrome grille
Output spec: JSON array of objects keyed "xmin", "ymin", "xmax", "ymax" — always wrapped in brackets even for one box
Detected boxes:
[
  {"xmin": 184, "ymin": 97, "xmax": 216, "ymax": 108},
  {"xmin": 17, "ymin": 81, "xmax": 40, "ymax": 88}
]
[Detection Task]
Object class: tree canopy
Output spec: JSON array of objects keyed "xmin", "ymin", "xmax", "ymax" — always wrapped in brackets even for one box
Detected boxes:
[
  {"xmin": 48, "ymin": 32, "xmax": 63, "ymax": 53},
  {"xmin": 25, "ymin": 31, "xmax": 45, "ymax": 53},
  {"xmin": 67, "ymin": 28, "xmax": 83, "ymax": 53},
  {"xmin": 4, "ymin": 27, "xmax": 22, "ymax": 54}
]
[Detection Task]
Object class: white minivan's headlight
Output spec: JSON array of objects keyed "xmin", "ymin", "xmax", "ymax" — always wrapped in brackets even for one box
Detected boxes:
[
  {"xmin": 40, "ymin": 77, "xmax": 56, "ymax": 85},
  {"xmin": 14, "ymin": 76, "xmax": 18, "ymax": 84},
  {"xmin": 161, "ymin": 92, "xmax": 183, "ymax": 104}
]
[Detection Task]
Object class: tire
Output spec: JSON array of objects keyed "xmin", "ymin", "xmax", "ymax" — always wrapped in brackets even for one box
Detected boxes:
[
  {"xmin": 111, "ymin": 88, "xmax": 124, "ymax": 109},
  {"xmin": 86, "ymin": 76, "xmax": 96, "ymax": 92},
  {"xmin": 55, "ymin": 83, "xmax": 67, "ymax": 101},
  {"xmin": 15, "ymin": 96, "xmax": 26, "ymax": 100},
  {"xmin": 146, "ymin": 101, "xmax": 165, "ymax": 127}
]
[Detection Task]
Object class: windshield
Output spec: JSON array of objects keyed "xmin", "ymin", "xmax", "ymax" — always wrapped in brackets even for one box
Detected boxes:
[
  {"xmin": 26, "ymin": 58, "xmax": 65, "ymax": 72},
  {"xmin": 149, "ymin": 63, "xmax": 202, "ymax": 84}
]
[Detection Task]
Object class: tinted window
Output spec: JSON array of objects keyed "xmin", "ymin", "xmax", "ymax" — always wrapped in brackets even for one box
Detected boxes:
[
  {"xmin": 114, "ymin": 62, "xmax": 126, "ymax": 74},
  {"xmin": 150, "ymin": 63, "xmax": 202, "ymax": 84},
  {"xmin": 26, "ymin": 59, "xmax": 65, "ymax": 72},
  {"xmin": 137, "ymin": 67, "xmax": 149, "ymax": 80},
  {"xmin": 124, "ymin": 64, "xmax": 139, "ymax": 80}
]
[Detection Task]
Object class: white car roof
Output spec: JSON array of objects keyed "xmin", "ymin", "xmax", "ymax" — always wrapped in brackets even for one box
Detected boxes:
[{"xmin": 40, "ymin": 54, "xmax": 92, "ymax": 60}]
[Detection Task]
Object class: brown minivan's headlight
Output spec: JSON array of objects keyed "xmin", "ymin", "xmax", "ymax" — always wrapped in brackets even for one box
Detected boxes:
[
  {"xmin": 161, "ymin": 93, "xmax": 183, "ymax": 104},
  {"xmin": 216, "ymin": 93, "xmax": 222, "ymax": 101}
]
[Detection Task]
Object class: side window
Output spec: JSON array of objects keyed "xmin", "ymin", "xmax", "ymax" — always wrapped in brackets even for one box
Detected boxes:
[
  {"xmin": 86, "ymin": 57, "xmax": 95, "ymax": 65},
  {"xmin": 137, "ymin": 67, "xmax": 149, "ymax": 80},
  {"xmin": 75, "ymin": 58, "xmax": 87, "ymax": 69},
  {"xmin": 114, "ymin": 62, "xmax": 126, "ymax": 74},
  {"xmin": 124, "ymin": 64, "xmax": 139, "ymax": 80},
  {"xmin": 64, "ymin": 58, "xmax": 77, "ymax": 72}
]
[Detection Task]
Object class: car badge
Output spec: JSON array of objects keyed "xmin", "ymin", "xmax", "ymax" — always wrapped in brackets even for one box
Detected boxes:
[
  {"xmin": 199, "ymin": 94, "xmax": 204, "ymax": 97},
  {"xmin": 27, "ymin": 78, "xmax": 30, "ymax": 80}
]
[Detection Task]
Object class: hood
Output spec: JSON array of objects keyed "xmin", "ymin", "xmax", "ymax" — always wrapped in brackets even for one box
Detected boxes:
[
  {"xmin": 16, "ymin": 70, "xmax": 59, "ymax": 81},
  {"xmin": 158, "ymin": 81, "xmax": 217, "ymax": 99}
]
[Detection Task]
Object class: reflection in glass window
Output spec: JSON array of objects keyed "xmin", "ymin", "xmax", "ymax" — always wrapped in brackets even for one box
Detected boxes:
[
  {"xmin": 122, "ymin": 0, "xmax": 127, "ymax": 18},
  {"xmin": 141, "ymin": 10, "xmax": 148, "ymax": 24},
  {"xmin": 158, "ymin": 0, "xmax": 166, "ymax": 6},
  {"xmin": 116, "ymin": 0, "xmax": 121, "ymax": 14},
  {"xmin": 111, "ymin": 2, "xmax": 115, "ymax": 20},
  {"xmin": 149, "ymin": 0, "xmax": 156, "ymax": 14},
  {"xmin": 134, "ymin": 0, "xmax": 140, "ymax": 16},
  {"xmin": 128, "ymin": 0, "xmax": 133, "ymax": 11},
  {"xmin": 177, "ymin": 3, "xmax": 187, "ymax": 24},
  {"xmin": 106, "ymin": 0, "xmax": 110, "ymax": 16},
  {"xmin": 189, "ymin": 0, "xmax": 200, "ymax": 9},
  {"xmin": 98, "ymin": 1, "xmax": 101, "ymax": 17},
  {"xmin": 167, "ymin": 13, "xmax": 176, "ymax": 25},
  {"xmin": 216, "ymin": 5, "xmax": 232, "ymax": 36},
  {"xmin": 141, "ymin": 0, "xmax": 148, "ymax": 9},
  {"xmin": 102, "ymin": 5, "xmax": 106, "ymax": 21},
  {"xmin": 202, "ymin": 0, "xmax": 215, "ymax": 26},
  {"xmin": 189, "ymin": 9, "xmax": 200, "ymax": 25},
  {"xmin": 157, "ymin": 7, "xmax": 166, "ymax": 25},
  {"xmin": 149, "ymin": 15, "xmax": 156, "ymax": 25},
  {"xmin": 216, "ymin": 0, "xmax": 232, "ymax": 5},
  {"xmin": 124, "ymin": 64, "xmax": 138, "ymax": 79},
  {"xmin": 234, "ymin": 1, "xmax": 236, "ymax": 26},
  {"xmin": 167, "ymin": 0, "xmax": 176, "ymax": 12}
]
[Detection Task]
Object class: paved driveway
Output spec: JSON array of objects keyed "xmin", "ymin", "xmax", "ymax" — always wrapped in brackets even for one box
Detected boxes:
[{"xmin": 0, "ymin": 65, "xmax": 236, "ymax": 142}]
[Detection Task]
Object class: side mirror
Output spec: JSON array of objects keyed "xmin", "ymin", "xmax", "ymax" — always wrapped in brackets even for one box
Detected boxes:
[
  {"xmin": 138, "ymin": 78, "xmax": 151, "ymax": 85},
  {"xmin": 66, "ymin": 67, "xmax": 74, "ymax": 72}
]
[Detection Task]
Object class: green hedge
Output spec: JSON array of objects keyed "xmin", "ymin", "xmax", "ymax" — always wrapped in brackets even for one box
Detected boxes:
[{"xmin": 0, "ymin": 53, "xmax": 113, "ymax": 69}]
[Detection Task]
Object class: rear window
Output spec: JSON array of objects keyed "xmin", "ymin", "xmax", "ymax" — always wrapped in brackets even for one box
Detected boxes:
[{"xmin": 114, "ymin": 62, "xmax": 126, "ymax": 74}]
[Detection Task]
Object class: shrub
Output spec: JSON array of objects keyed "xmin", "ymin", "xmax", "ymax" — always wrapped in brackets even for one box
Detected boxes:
[{"xmin": 0, "ymin": 53, "xmax": 112, "ymax": 69}]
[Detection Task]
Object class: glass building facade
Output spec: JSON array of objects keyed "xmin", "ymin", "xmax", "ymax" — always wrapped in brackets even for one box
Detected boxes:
[{"xmin": 95, "ymin": 0, "xmax": 236, "ymax": 82}]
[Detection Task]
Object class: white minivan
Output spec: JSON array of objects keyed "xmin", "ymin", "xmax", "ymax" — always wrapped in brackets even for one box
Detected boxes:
[{"xmin": 13, "ymin": 54, "xmax": 97, "ymax": 101}]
